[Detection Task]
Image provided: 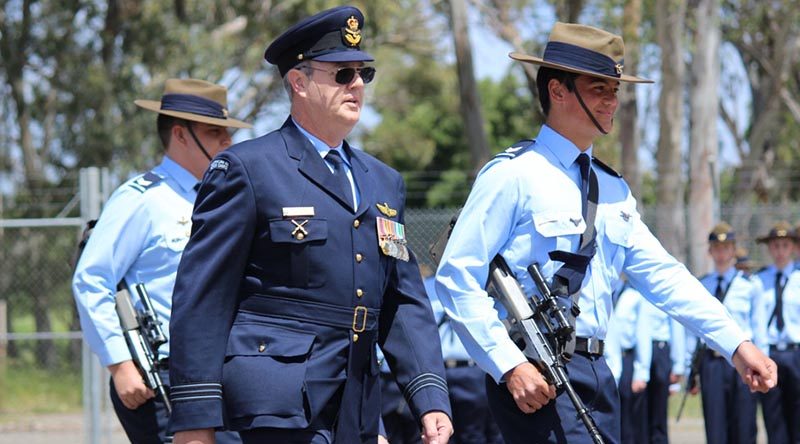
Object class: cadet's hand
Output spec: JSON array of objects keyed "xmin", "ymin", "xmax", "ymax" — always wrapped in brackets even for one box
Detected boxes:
[
  {"xmin": 420, "ymin": 411, "xmax": 453, "ymax": 444},
  {"xmin": 504, "ymin": 362, "xmax": 557, "ymax": 414},
  {"xmin": 378, "ymin": 434, "xmax": 390, "ymax": 444},
  {"xmin": 669, "ymin": 373, "xmax": 683, "ymax": 385},
  {"xmin": 174, "ymin": 428, "xmax": 215, "ymax": 444},
  {"xmin": 732, "ymin": 341, "xmax": 777, "ymax": 393},
  {"xmin": 631, "ymin": 380, "xmax": 647, "ymax": 393},
  {"xmin": 108, "ymin": 360, "xmax": 154, "ymax": 409}
]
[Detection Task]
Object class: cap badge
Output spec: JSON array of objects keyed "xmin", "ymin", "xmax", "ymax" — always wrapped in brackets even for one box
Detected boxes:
[
  {"xmin": 717, "ymin": 233, "xmax": 728, "ymax": 241},
  {"xmin": 615, "ymin": 63, "xmax": 624, "ymax": 75},
  {"xmin": 222, "ymin": 108, "xmax": 229, "ymax": 118},
  {"xmin": 343, "ymin": 15, "xmax": 362, "ymax": 47}
]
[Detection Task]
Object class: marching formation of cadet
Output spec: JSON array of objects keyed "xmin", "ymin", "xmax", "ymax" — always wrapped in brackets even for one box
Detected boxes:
[{"xmin": 71, "ymin": 4, "xmax": 788, "ymax": 444}]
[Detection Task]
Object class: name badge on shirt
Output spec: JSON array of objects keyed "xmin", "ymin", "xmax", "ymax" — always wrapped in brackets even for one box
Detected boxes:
[
  {"xmin": 377, "ymin": 217, "xmax": 409, "ymax": 261},
  {"xmin": 282, "ymin": 206, "xmax": 315, "ymax": 218}
]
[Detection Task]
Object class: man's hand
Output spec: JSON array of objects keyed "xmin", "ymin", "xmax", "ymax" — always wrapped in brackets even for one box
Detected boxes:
[
  {"xmin": 504, "ymin": 362, "xmax": 557, "ymax": 414},
  {"xmin": 631, "ymin": 380, "xmax": 647, "ymax": 393},
  {"xmin": 174, "ymin": 429, "xmax": 215, "ymax": 444},
  {"xmin": 731, "ymin": 341, "xmax": 777, "ymax": 393},
  {"xmin": 378, "ymin": 434, "xmax": 390, "ymax": 444},
  {"xmin": 420, "ymin": 411, "xmax": 453, "ymax": 444},
  {"xmin": 108, "ymin": 360, "xmax": 154, "ymax": 409}
]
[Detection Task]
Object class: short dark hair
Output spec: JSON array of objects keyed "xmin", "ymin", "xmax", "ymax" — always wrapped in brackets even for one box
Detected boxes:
[
  {"xmin": 536, "ymin": 67, "xmax": 577, "ymax": 116},
  {"xmin": 156, "ymin": 114, "xmax": 187, "ymax": 149}
]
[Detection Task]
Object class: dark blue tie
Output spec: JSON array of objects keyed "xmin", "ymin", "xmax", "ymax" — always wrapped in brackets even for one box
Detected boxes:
[
  {"xmin": 775, "ymin": 272, "xmax": 785, "ymax": 331},
  {"xmin": 577, "ymin": 153, "xmax": 591, "ymax": 220},
  {"xmin": 715, "ymin": 276, "xmax": 725, "ymax": 301},
  {"xmin": 325, "ymin": 150, "xmax": 353, "ymax": 208}
]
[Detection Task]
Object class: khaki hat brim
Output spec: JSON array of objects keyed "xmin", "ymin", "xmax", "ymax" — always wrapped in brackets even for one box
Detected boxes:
[
  {"xmin": 508, "ymin": 52, "xmax": 654, "ymax": 84},
  {"xmin": 135, "ymin": 100, "xmax": 252, "ymax": 129}
]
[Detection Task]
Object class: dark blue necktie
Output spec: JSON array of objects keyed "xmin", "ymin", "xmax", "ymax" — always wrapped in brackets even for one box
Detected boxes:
[
  {"xmin": 325, "ymin": 150, "xmax": 353, "ymax": 208},
  {"xmin": 714, "ymin": 276, "xmax": 725, "ymax": 301},
  {"xmin": 577, "ymin": 153, "xmax": 591, "ymax": 221},
  {"xmin": 775, "ymin": 272, "xmax": 786, "ymax": 331}
]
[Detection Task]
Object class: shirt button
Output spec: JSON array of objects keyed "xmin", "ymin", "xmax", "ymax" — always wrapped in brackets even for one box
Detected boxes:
[
  {"xmin": 356, "ymin": 288, "xmax": 364, "ymax": 297},
  {"xmin": 353, "ymin": 219, "xmax": 360, "ymax": 228},
  {"xmin": 356, "ymin": 253, "xmax": 363, "ymax": 262}
]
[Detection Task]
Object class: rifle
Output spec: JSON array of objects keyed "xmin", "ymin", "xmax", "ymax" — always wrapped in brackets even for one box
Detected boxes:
[
  {"xmin": 115, "ymin": 282, "xmax": 171, "ymax": 414},
  {"xmin": 676, "ymin": 340, "xmax": 706, "ymax": 422},
  {"xmin": 488, "ymin": 257, "xmax": 604, "ymax": 444}
]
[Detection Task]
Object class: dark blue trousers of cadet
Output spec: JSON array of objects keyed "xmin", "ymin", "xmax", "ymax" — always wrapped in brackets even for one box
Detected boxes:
[
  {"xmin": 486, "ymin": 352, "xmax": 620, "ymax": 444},
  {"xmin": 447, "ymin": 365, "xmax": 505, "ymax": 444},
  {"xmin": 647, "ymin": 342, "xmax": 671, "ymax": 444},
  {"xmin": 700, "ymin": 351, "xmax": 757, "ymax": 444},
  {"xmin": 618, "ymin": 349, "xmax": 648, "ymax": 444},
  {"xmin": 110, "ymin": 368, "xmax": 241, "ymax": 444},
  {"xmin": 761, "ymin": 347, "xmax": 800, "ymax": 444}
]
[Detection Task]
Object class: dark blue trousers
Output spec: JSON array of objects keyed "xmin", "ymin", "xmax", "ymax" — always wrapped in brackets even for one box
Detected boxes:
[
  {"xmin": 700, "ymin": 351, "xmax": 757, "ymax": 444},
  {"xmin": 110, "ymin": 368, "xmax": 241, "ymax": 444},
  {"xmin": 380, "ymin": 372, "xmax": 420, "ymax": 444},
  {"xmin": 447, "ymin": 365, "xmax": 504, "ymax": 444},
  {"xmin": 619, "ymin": 349, "xmax": 648, "ymax": 444},
  {"xmin": 486, "ymin": 353, "xmax": 620, "ymax": 444},
  {"xmin": 761, "ymin": 347, "xmax": 800, "ymax": 444},
  {"xmin": 647, "ymin": 342, "xmax": 671, "ymax": 444}
]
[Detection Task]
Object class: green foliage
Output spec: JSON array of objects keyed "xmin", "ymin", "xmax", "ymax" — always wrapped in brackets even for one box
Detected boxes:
[{"xmin": 0, "ymin": 359, "xmax": 82, "ymax": 414}]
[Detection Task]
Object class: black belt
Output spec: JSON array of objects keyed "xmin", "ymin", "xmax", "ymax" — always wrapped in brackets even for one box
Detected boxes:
[
  {"xmin": 574, "ymin": 337, "xmax": 604, "ymax": 356},
  {"xmin": 770, "ymin": 343, "xmax": 800, "ymax": 352},
  {"xmin": 444, "ymin": 359, "xmax": 476, "ymax": 369},
  {"xmin": 622, "ymin": 348, "xmax": 634, "ymax": 357},
  {"xmin": 704, "ymin": 349, "xmax": 724, "ymax": 359},
  {"xmin": 239, "ymin": 294, "xmax": 380, "ymax": 332},
  {"xmin": 653, "ymin": 340, "xmax": 668, "ymax": 349}
]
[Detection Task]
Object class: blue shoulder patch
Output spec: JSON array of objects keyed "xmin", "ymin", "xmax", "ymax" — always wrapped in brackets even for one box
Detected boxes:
[
  {"xmin": 127, "ymin": 171, "xmax": 163, "ymax": 193},
  {"xmin": 592, "ymin": 157, "xmax": 622, "ymax": 178},
  {"xmin": 209, "ymin": 159, "xmax": 230, "ymax": 173}
]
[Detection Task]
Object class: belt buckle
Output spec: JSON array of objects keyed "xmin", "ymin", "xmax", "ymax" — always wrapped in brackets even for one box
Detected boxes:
[
  {"xmin": 352, "ymin": 306, "xmax": 368, "ymax": 333},
  {"xmin": 777, "ymin": 342, "xmax": 788, "ymax": 351},
  {"xmin": 586, "ymin": 337, "xmax": 601, "ymax": 355},
  {"xmin": 445, "ymin": 359, "xmax": 457, "ymax": 369}
]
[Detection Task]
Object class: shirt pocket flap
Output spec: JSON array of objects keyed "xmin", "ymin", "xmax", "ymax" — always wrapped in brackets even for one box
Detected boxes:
[
  {"xmin": 226, "ymin": 323, "xmax": 315, "ymax": 358},
  {"xmin": 533, "ymin": 211, "xmax": 585, "ymax": 237},
  {"xmin": 268, "ymin": 218, "xmax": 328, "ymax": 244},
  {"xmin": 605, "ymin": 217, "xmax": 634, "ymax": 248}
]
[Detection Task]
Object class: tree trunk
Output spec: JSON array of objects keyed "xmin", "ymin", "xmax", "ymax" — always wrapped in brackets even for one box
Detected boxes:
[
  {"xmin": 618, "ymin": 0, "xmax": 642, "ymax": 200},
  {"xmin": 655, "ymin": 0, "xmax": 687, "ymax": 261},
  {"xmin": 448, "ymin": 0, "xmax": 491, "ymax": 171},
  {"xmin": 687, "ymin": 0, "xmax": 720, "ymax": 275}
]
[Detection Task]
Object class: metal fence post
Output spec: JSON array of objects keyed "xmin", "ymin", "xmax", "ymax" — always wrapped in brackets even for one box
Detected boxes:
[{"xmin": 79, "ymin": 167, "xmax": 112, "ymax": 444}]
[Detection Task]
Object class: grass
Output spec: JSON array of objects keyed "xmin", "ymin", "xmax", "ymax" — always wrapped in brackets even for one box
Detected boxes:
[{"xmin": 0, "ymin": 360, "xmax": 82, "ymax": 418}]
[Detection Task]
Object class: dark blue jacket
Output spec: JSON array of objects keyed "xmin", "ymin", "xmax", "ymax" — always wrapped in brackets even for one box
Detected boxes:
[{"xmin": 167, "ymin": 118, "xmax": 451, "ymax": 441}]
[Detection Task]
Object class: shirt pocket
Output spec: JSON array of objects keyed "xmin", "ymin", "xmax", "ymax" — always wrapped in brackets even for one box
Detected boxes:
[
  {"xmin": 532, "ymin": 210, "xmax": 585, "ymax": 253},
  {"xmin": 164, "ymin": 228, "xmax": 191, "ymax": 252},
  {"xmin": 222, "ymin": 322, "xmax": 316, "ymax": 424},
  {"xmin": 268, "ymin": 218, "xmax": 328, "ymax": 288}
]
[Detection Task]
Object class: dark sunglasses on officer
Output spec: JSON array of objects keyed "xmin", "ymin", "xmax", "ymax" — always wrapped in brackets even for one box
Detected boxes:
[{"xmin": 302, "ymin": 65, "xmax": 376, "ymax": 85}]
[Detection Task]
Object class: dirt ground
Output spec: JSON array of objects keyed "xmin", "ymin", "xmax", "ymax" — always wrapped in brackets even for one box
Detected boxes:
[{"xmin": 0, "ymin": 412, "xmax": 768, "ymax": 444}]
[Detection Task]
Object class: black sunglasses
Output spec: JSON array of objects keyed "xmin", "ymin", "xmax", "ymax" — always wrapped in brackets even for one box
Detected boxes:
[{"xmin": 302, "ymin": 66, "xmax": 376, "ymax": 85}]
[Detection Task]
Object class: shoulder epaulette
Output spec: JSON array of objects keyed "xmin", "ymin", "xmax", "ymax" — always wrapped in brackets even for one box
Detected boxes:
[
  {"xmin": 698, "ymin": 273, "xmax": 711, "ymax": 281},
  {"xmin": 755, "ymin": 265, "xmax": 769, "ymax": 275},
  {"xmin": 592, "ymin": 157, "xmax": 622, "ymax": 178},
  {"xmin": 127, "ymin": 171, "xmax": 163, "ymax": 193},
  {"xmin": 492, "ymin": 139, "xmax": 535, "ymax": 161}
]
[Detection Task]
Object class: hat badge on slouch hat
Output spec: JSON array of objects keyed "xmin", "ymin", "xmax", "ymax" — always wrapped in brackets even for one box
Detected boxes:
[
  {"xmin": 708, "ymin": 222, "xmax": 736, "ymax": 243},
  {"xmin": 509, "ymin": 22, "xmax": 653, "ymax": 84},
  {"xmin": 756, "ymin": 220, "xmax": 798, "ymax": 244},
  {"xmin": 134, "ymin": 78, "xmax": 251, "ymax": 129}
]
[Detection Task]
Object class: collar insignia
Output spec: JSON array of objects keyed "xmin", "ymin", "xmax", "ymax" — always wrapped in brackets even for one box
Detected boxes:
[
  {"xmin": 620, "ymin": 211, "xmax": 631, "ymax": 222},
  {"xmin": 377, "ymin": 202, "xmax": 398, "ymax": 218},
  {"xmin": 569, "ymin": 217, "xmax": 581, "ymax": 227},
  {"xmin": 342, "ymin": 16, "xmax": 362, "ymax": 47}
]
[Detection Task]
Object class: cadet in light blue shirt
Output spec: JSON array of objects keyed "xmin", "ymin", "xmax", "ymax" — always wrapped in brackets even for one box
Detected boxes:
[
  {"xmin": 72, "ymin": 79, "xmax": 249, "ymax": 444},
  {"xmin": 754, "ymin": 221, "xmax": 800, "ymax": 443},
  {"xmin": 435, "ymin": 21, "xmax": 777, "ymax": 444},
  {"xmin": 605, "ymin": 284, "xmax": 651, "ymax": 444}
]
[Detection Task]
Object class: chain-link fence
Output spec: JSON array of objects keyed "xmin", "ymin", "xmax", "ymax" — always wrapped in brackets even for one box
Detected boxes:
[{"xmin": 2, "ymin": 169, "xmax": 800, "ymax": 442}]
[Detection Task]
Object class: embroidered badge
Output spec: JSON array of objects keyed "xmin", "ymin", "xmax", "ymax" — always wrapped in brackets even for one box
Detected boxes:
[
  {"xmin": 620, "ymin": 211, "xmax": 631, "ymax": 222},
  {"xmin": 209, "ymin": 159, "xmax": 229, "ymax": 173},
  {"xmin": 376, "ymin": 202, "xmax": 398, "ymax": 218},
  {"xmin": 342, "ymin": 15, "xmax": 362, "ymax": 47},
  {"xmin": 376, "ymin": 217, "xmax": 409, "ymax": 261}
]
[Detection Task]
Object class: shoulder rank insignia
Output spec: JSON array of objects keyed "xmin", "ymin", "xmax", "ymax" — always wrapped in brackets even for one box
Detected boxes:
[
  {"xmin": 591, "ymin": 157, "xmax": 622, "ymax": 178},
  {"xmin": 342, "ymin": 16, "xmax": 362, "ymax": 47},
  {"xmin": 376, "ymin": 202, "xmax": 397, "ymax": 218},
  {"xmin": 128, "ymin": 171, "xmax": 163, "ymax": 193}
]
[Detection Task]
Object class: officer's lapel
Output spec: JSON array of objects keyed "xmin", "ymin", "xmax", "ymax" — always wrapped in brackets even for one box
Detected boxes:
[
  {"xmin": 344, "ymin": 143, "xmax": 375, "ymax": 218},
  {"xmin": 281, "ymin": 119, "xmax": 357, "ymax": 211}
]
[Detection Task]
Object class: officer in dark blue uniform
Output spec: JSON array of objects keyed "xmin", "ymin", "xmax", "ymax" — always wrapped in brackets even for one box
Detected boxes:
[{"xmin": 166, "ymin": 6, "xmax": 452, "ymax": 444}]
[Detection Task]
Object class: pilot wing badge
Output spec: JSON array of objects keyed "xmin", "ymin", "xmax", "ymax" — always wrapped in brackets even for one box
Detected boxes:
[{"xmin": 376, "ymin": 202, "xmax": 397, "ymax": 218}]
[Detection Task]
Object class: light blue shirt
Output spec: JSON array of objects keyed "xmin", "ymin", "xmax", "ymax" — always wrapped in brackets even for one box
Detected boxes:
[
  {"xmin": 756, "ymin": 264, "xmax": 800, "ymax": 346},
  {"xmin": 293, "ymin": 117, "xmax": 360, "ymax": 208},
  {"xmin": 425, "ymin": 276, "xmax": 472, "ymax": 362},
  {"xmin": 605, "ymin": 286, "xmax": 652, "ymax": 384},
  {"xmin": 73, "ymin": 156, "xmax": 197, "ymax": 366},
  {"xmin": 640, "ymin": 292, "xmax": 686, "ymax": 376},
  {"xmin": 435, "ymin": 125, "xmax": 749, "ymax": 383}
]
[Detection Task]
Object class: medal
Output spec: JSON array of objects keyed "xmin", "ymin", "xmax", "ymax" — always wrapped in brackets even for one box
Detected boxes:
[{"xmin": 376, "ymin": 217, "xmax": 409, "ymax": 261}]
